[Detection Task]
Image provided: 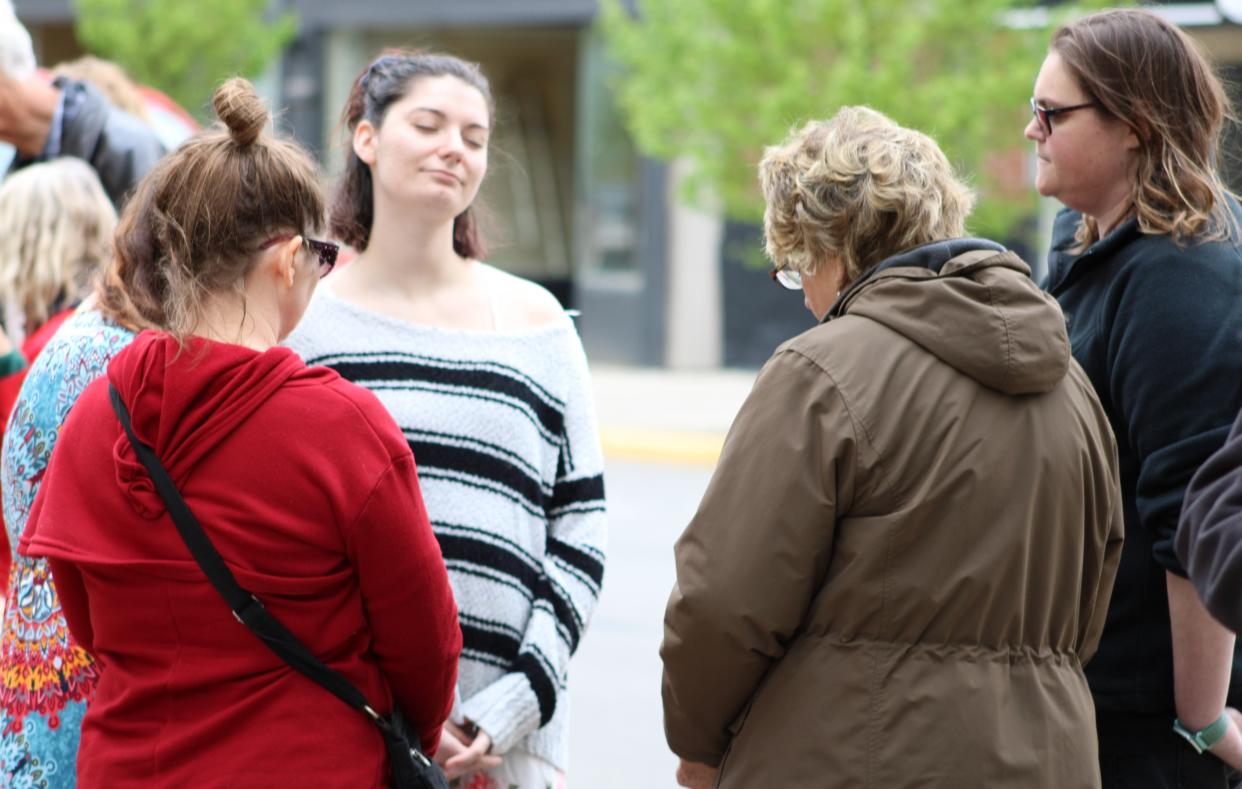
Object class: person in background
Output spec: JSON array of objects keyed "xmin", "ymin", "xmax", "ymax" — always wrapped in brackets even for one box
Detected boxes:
[
  {"xmin": 53, "ymin": 55, "xmax": 199, "ymax": 152},
  {"xmin": 0, "ymin": 1, "xmax": 162, "ymax": 208},
  {"xmin": 1026, "ymin": 8, "xmax": 1242, "ymax": 785},
  {"xmin": 0, "ymin": 12, "xmax": 163, "ymax": 783},
  {"xmin": 662, "ymin": 106, "xmax": 1123, "ymax": 789},
  {"xmin": 286, "ymin": 50, "xmax": 606, "ymax": 788},
  {"xmin": 16, "ymin": 77, "xmax": 461, "ymax": 787},
  {"xmin": 52, "ymin": 56, "xmax": 150, "ymax": 124},
  {"xmin": 0, "ymin": 158, "xmax": 115, "ymax": 586}
]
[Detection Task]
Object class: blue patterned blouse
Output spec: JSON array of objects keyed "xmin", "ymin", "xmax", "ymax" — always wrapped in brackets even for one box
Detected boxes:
[{"xmin": 0, "ymin": 309, "xmax": 133, "ymax": 788}]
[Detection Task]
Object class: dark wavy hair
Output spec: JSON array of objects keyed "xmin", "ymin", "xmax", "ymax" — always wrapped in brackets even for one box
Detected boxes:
[{"xmin": 332, "ymin": 50, "xmax": 495, "ymax": 257}]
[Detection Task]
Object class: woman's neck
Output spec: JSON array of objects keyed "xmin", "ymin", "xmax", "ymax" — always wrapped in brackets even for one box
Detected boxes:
[
  {"xmin": 1087, "ymin": 165, "xmax": 1139, "ymax": 240},
  {"xmin": 1092, "ymin": 200, "xmax": 1134, "ymax": 240},
  {"xmin": 340, "ymin": 199, "xmax": 468, "ymax": 296},
  {"xmin": 188, "ymin": 294, "xmax": 278, "ymax": 352}
]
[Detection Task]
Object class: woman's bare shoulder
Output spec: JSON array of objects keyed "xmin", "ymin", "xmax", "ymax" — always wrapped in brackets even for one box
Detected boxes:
[{"xmin": 483, "ymin": 264, "xmax": 567, "ymax": 329}]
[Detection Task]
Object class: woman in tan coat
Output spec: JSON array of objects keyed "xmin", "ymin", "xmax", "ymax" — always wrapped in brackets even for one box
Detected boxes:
[{"xmin": 661, "ymin": 107, "xmax": 1124, "ymax": 788}]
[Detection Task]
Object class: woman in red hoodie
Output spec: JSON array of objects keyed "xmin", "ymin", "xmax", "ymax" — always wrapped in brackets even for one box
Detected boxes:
[{"xmin": 17, "ymin": 77, "xmax": 462, "ymax": 787}]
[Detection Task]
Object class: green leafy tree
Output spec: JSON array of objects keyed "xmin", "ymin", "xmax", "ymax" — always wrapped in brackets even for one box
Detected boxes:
[
  {"xmin": 74, "ymin": 0, "xmax": 297, "ymax": 118},
  {"xmin": 602, "ymin": 0, "xmax": 1115, "ymax": 239}
]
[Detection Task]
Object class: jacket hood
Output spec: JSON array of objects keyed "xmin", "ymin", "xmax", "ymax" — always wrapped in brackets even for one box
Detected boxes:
[
  {"xmin": 833, "ymin": 239, "xmax": 1070, "ymax": 395},
  {"xmin": 107, "ymin": 331, "xmax": 329, "ymax": 518}
]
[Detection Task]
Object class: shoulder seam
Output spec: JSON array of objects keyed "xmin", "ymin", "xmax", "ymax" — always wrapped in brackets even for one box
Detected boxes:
[
  {"xmin": 779, "ymin": 346, "xmax": 888, "ymax": 508},
  {"xmin": 317, "ymin": 380, "xmax": 409, "ymax": 464}
]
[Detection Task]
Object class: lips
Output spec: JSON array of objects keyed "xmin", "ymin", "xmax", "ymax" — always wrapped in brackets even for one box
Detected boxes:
[{"xmin": 424, "ymin": 169, "xmax": 463, "ymax": 185}]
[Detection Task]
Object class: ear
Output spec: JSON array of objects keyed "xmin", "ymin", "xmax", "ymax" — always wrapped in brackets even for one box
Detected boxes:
[
  {"xmin": 829, "ymin": 252, "xmax": 850, "ymax": 293},
  {"xmin": 1124, "ymin": 116, "xmax": 1149, "ymax": 151},
  {"xmin": 353, "ymin": 120, "xmax": 378, "ymax": 166},
  {"xmin": 272, "ymin": 235, "xmax": 302, "ymax": 289}
]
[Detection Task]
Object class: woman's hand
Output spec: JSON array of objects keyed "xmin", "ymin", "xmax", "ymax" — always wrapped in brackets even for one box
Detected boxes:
[
  {"xmin": 441, "ymin": 720, "xmax": 502, "ymax": 779},
  {"xmin": 675, "ymin": 759, "xmax": 719, "ymax": 789},
  {"xmin": 433, "ymin": 726, "xmax": 467, "ymax": 767}
]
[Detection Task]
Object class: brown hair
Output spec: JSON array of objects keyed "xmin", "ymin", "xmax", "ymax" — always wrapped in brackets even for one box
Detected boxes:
[
  {"xmin": 760, "ymin": 107, "xmax": 974, "ymax": 282},
  {"xmin": 1052, "ymin": 8, "xmax": 1237, "ymax": 248},
  {"xmin": 332, "ymin": 49, "xmax": 494, "ymax": 257},
  {"xmin": 97, "ymin": 77, "xmax": 325, "ymax": 339}
]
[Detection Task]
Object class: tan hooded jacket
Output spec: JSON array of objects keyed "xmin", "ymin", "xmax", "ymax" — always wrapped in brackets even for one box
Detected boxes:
[{"xmin": 662, "ymin": 245, "xmax": 1123, "ymax": 788}]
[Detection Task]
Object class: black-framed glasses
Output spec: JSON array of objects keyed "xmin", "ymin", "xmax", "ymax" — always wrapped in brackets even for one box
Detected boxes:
[
  {"xmin": 1030, "ymin": 97, "xmax": 1096, "ymax": 135},
  {"xmin": 769, "ymin": 262, "xmax": 802, "ymax": 290},
  {"xmin": 260, "ymin": 234, "xmax": 340, "ymax": 278}
]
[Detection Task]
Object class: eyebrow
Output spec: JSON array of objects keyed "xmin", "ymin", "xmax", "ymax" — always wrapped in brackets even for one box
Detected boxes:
[
  {"xmin": 410, "ymin": 106, "xmax": 489, "ymax": 132},
  {"xmin": 1033, "ymin": 96, "xmax": 1081, "ymax": 109}
]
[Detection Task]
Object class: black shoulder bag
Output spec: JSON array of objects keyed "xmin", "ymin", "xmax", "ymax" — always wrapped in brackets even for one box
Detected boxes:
[{"xmin": 109, "ymin": 385, "xmax": 449, "ymax": 789}]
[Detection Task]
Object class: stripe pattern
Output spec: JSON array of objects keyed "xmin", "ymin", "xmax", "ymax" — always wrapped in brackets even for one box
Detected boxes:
[{"xmin": 286, "ymin": 292, "xmax": 606, "ymax": 771}]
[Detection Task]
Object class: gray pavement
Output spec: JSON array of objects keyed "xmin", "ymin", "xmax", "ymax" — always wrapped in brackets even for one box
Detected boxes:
[
  {"xmin": 565, "ymin": 365, "xmax": 758, "ymax": 785},
  {"xmin": 568, "ymin": 459, "xmax": 715, "ymax": 788}
]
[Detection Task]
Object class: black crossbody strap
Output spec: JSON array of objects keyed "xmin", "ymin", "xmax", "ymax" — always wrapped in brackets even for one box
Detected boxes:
[{"xmin": 108, "ymin": 384, "xmax": 398, "ymax": 736}]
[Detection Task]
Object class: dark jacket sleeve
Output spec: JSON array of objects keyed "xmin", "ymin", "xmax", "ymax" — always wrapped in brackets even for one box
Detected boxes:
[
  {"xmin": 661, "ymin": 349, "xmax": 858, "ymax": 765},
  {"xmin": 57, "ymin": 78, "xmax": 164, "ymax": 209},
  {"xmin": 1177, "ymin": 405, "xmax": 1242, "ymax": 630},
  {"xmin": 345, "ymin": 453, "xmax": 462, "ymax": 755},
  {"xmin": 1105, "ymin": 244, "xmax": 1242, "ymax": 575}
]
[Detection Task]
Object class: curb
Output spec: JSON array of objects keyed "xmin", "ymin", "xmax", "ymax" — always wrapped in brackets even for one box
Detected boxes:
[{"xmin": 599, "ymin": 427, "xmax": 724, "ymax": 467}]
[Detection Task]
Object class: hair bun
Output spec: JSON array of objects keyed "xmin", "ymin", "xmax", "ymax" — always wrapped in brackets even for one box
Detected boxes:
[{"xmin": 213, "ymin": 77, "xmax": 268, "ymax": 147}]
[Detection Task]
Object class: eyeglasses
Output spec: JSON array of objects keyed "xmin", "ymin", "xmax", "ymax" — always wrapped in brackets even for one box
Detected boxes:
[
  {"xmin": 770, "ymin": 263, "xmax": 802, "ymax": 290},
  {"xmin": 259, "ymin": 234, "xmax": 340, "ymax": 278},
  {"xmin": 304, "ymin": 238, "xmax": 340, "ymax": 278},
  {"xmin": 1030, "ymin": 97, "xmax": 1096, "ymax": 136}
]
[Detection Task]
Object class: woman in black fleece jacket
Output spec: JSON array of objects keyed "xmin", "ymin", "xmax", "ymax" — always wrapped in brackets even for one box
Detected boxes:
[{"xmin": 1028, "ymin": 8, "xmax": 1242, "ymax": 786}]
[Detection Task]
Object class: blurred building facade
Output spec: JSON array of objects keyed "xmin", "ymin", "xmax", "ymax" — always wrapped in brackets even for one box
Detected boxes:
[
  {"xmin": 17, "ymin": 0, "xmax": 696, "ymax": 366},
  {"xmin": 13, "ymin": 0, "xmax": 1242, "ymax": 368}
]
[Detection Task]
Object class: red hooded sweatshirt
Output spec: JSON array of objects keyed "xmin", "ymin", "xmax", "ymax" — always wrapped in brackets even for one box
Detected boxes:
[{"xmin": 20, "ymin": 331, "xmax": 461, "ymax": 787}]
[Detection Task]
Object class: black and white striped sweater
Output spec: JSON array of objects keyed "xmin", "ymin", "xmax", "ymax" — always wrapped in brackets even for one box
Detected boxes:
[{"xmin": 287, "ymin": 289, "xmax": 606, "ymax": 771}]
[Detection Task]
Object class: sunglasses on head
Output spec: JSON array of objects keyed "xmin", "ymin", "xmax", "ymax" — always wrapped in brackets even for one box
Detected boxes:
[{"xmin": 259, "ymin": 234, "xmax": 340, "ymax": 278}]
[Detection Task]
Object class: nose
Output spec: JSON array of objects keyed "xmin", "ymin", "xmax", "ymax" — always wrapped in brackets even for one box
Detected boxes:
[
  {"xmin": 1024, "ymin": 115, "xmax": 1045, "ymax": 143},
  {"xmin": 438, "ymin": 130, "xmax": 467, "ymax": 162}
]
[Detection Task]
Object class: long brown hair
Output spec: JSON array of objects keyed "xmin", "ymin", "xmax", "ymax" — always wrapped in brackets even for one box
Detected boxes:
[
  {"xmin": 332, "ymin": 49, "xmax": 494, "ymax": 257},
  {"xmin": 1052, "ymin": 8, "xmax": 1237, "ymax": 248},
  {"xmin": 97, "ymin": 78, "xmax": 325, "ymax": 340}
]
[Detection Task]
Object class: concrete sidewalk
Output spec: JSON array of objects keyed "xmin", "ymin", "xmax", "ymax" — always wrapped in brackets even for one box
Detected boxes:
[{"xmin": 589, "ymin": 365, "xmax": 758, "ymax": 466}]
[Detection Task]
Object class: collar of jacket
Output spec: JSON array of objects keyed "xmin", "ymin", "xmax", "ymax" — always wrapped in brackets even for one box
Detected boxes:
[
  {"xmin": 1045, "ymin": 211, "xmax": 1144, "ymax": 295},
  {"xmin": 824, "ymin": 237, "xmax": 1008, "ymax": 322}
]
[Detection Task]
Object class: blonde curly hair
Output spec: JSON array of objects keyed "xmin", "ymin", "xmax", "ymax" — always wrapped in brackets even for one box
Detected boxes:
[
  {"xmin": 759, "ymin": 106, "xmax": 975, "ymax": 282},
  {"xmin": 0, "ymin": 158, "xmax": 116, "ymax": 332}
]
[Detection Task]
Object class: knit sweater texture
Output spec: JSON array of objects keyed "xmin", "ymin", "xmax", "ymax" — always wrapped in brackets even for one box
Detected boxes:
[{"xmin": 286, "ymin": 289, "xmax": 607, "ymax": 771}]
